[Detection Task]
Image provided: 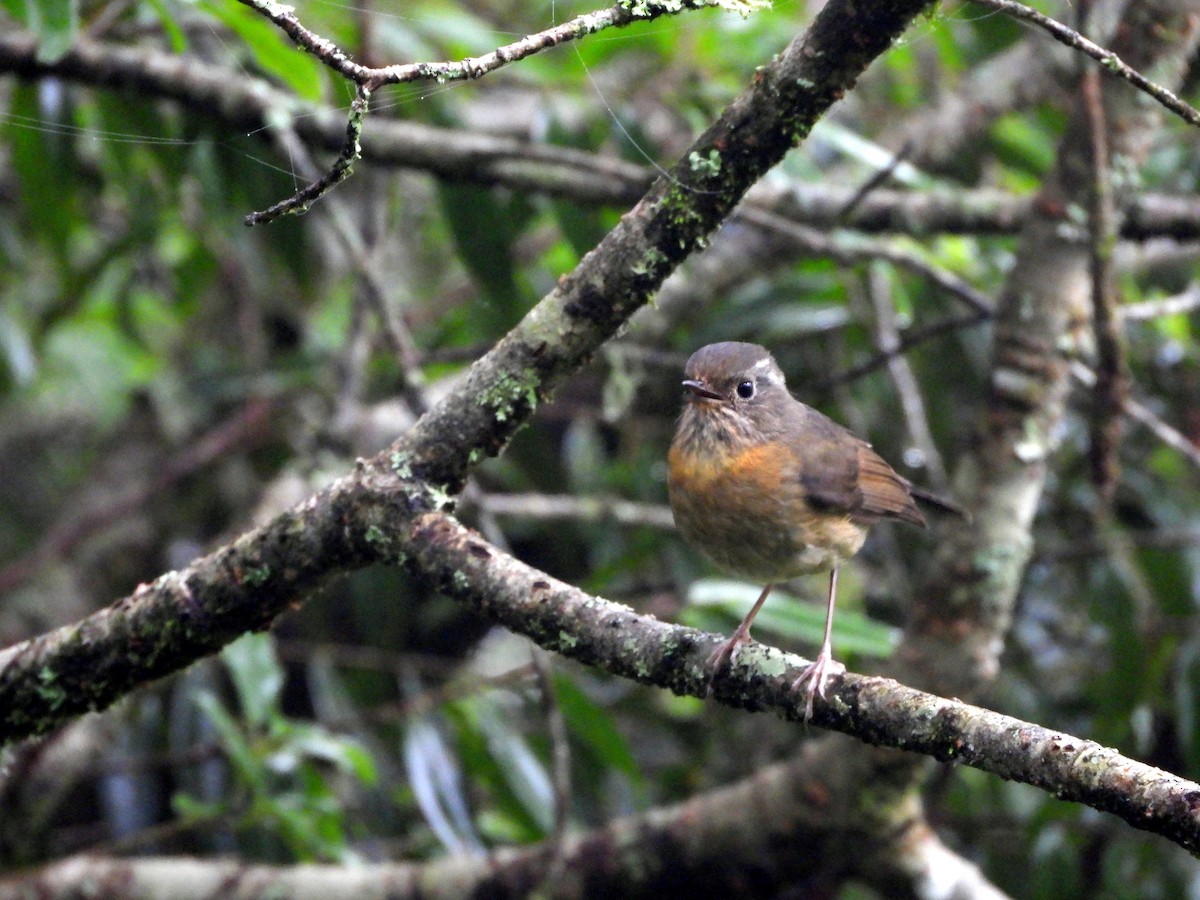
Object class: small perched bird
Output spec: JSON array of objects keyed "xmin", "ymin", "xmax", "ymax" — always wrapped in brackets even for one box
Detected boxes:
[{"xmin": 668, "ymin": 341, "xmax": 960, "ymax": 719}]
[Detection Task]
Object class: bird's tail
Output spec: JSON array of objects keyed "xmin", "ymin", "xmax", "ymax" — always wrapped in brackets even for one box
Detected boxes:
[{"xmin": 909, "ymin": 485, "xmax": 971, "ymax": 521}]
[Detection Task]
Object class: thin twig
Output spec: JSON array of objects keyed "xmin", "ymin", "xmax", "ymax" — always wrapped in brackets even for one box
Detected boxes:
[
  {"xmin": 1071, "ymin": 361, "xmax": 1200, "ymax": 472},
  {"xmin": 475, "ymin": 493, "xmax": 676, "ymax": 530},
  {"xmin": 1036, "ymin": 527, "xmax": 1200, "ymax": 561},
  {"xmin": 234, "ymin": 0, "xmax": 377, "ymax": 82},
  {"xmin": 838, "ymin": 140, "xmax": 915, "ymax": 221},
  {"xmin": 244, "ymin": 84, "xmax": 371, "ymax": 225},
  {"xmin": 973, "ymin": 0, "xmax": 1200, "ymax": 130},
  {"xmin": 819, "ymin": 309, "xmax": 991, "ymax": 391},
  {"xmin": 234, "ymin": 0, "xmax": 719, "ymax": 222},
  {"xmin": 1120, "ymin": 284, "xmax": 1200, "ymax": 321},
  {"xmin": 864, "ymin": 265, "xmax": 949, "ymax": 489},
  {"xmin": 737, "ymin": 207, "xmax": 994, "ymax": 315},
  {"xmin": 269, "ymin": 118, "xmax": 433, "ymax": 414},
  {"xmin": 1081, "ymin": 63, "xmax": 1127, "ymax": 501},
  {"xmin": 324, "ymin": 203, "xmax": 430, "ymax": 415},
  {"xmin": 237, "ymin": 0, "xmax": 712, "ymax": 90}
]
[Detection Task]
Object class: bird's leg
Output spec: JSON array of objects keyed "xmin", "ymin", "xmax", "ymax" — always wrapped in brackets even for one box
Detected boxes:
[
  {"xmin": 793, "ymin": 568, "xmax": 847, "ymax": 720},
  {"xmin": 707, "ymin": 583, "xmax": 774, "ymax": 693}
]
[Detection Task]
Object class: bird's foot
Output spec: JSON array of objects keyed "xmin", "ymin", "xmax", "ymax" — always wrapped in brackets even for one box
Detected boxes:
[
  {"xmin": 792, "ymin": 648, "xmax": 846, "ymax": 720},
  {"xmin": 706, "ymin": 630, "xmax": 753, "ymax": 695}
]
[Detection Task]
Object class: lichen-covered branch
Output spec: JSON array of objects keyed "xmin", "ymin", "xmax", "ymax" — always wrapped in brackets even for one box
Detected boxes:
[
  {"xmin": 0, "ymin": 470, "xmax": 390, "ymax": 744},
  {"xmin": 474, "ymin": 492, "xmax": 676, "ymax": 529},
  {"xmin": 737, "ymin": 206, "xmax": 994, "ymax": 313},
  {"xmin": 393, "ymin": 509, "xmax": 1200, "ymax": 854},
  {"xmin": 236, "ymin": 0, "xmax": 714, "ymax": 89},
  {"xmin": 243, "ymin": 83, "xmax": 371, "ymax": 225},
  {"xmin": 5, "ymin": 468, "xmax": 1200, "ymax": 853}
]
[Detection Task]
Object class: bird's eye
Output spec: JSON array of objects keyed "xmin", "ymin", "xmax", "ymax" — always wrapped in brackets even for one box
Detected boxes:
[{"xmin": 736, "ymin": 380, "xmax": 755, "ymax": 399}]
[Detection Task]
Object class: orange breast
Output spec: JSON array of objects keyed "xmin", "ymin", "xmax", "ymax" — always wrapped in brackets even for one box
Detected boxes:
[
  {"xmin": 669, "ymin": 442, "xmax": 785, "ymax": 498},
  {"xmin": 668, "ymin": 441, "xmax": 866, "ymax": 580}
]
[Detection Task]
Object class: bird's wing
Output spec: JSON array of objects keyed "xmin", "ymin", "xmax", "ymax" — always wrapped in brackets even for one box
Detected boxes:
[
  {"xmin": 853, "ymin": 444, "xmax": 926, "ymax": 527},
  {"xmin": 795, "ymin": 407, "xmax": 926, "ymax": 528}
]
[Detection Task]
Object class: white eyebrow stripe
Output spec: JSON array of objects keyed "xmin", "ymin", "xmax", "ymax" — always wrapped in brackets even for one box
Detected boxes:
[{"xmin": 753, "ymin": 357, "xmax": 783, "ymax": 385}]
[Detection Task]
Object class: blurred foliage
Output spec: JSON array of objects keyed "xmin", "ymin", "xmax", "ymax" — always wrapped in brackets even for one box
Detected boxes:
[
  {"xmin": 175, "ymin": 634, "xmax": 378, "ymax": 862},
  {"xmin": 1, "ymin": 0, "xmax": 1200, "ymax": 895}
]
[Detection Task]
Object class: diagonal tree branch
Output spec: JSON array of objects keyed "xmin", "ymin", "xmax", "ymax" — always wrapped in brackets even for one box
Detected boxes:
[
  {"xmin": 386, "ymin": 0, "xmax": 938, "ymax": 493},
  {"xmin": 396, "ymin": 508, "xmax": 1200, "ymax": 855}
]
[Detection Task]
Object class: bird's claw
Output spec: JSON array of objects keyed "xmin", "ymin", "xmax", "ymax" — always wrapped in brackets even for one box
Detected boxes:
[
  {"xmin": 706, "ymin": 631, "xmax": 752, "ymax": 695},
  {"xmin": 792, "ymin": 651, "xmax": 846, "ymax": 720}
]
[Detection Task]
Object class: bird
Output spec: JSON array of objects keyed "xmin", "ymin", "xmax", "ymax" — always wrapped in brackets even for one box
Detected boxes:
[{"xmin": 667, "ymin": 341, "xmax": 960, "ymax": 719}]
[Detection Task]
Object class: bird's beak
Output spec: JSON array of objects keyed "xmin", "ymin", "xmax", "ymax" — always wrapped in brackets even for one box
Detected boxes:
[{"xmin": 682, "ymin": 379, "xmax": 723, "ymax": 402}]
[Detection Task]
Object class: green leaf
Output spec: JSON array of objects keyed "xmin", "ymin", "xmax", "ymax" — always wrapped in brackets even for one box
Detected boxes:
[
  {"xmin": 34, "ymin": 313, "xmax": 159, "ymax": 424},
  {"xmin": 714, "ymin": 0, "xmax": 771, "ymax": 15},
  {"xmin": 0, "ymin": 0, "xmax": 27, "ymax": 24},
  {"xmin": 683, "ymin": 578, "xmax": 898, "ymax": 658},
  {"xmin": 446, "ymin": 698, "xmax": 544, "ymax": 842},
  {"xmin": 403, "ymin": 715, "xmax": 484, "ymax": 855},
  {"xmin": 552, "ymin": 199, "xmax": 616, "ymax": 260},
  {"xmin": 221, "ymin": 632, "xmax": 285, "ymax": 731},
  {"xmin": 198, "ymin": 0, "xmax": 324, "ymax": 102},
  {"xmin": 991, "ymin": 110, "xmax": 1064, "ymax": 181},
  {"xmin": 552, "ymin": 673, "xmax": 642, "ymax": 785},
  {"xmin": 29, "ymin": 0, "xmax": 78, "ymax": 63},
  {"xmin": 881, "ymin": 40, "xmax": 922, "ymax": 109},
  {"xmin": 194, "ymin": 690, "xmax": 269, "ymax": 793},
  {"xmin": 470, "ymin": 700, "xmax": 553, "ymax": 834},
  {"xmin": 144, "ymin": 0, "xmax": 189, "ymax": 53},
  {"xmin": 409, "ymin": 5, "xmax": 500, "ymax": 59},
  {"xmin": 171, "ymin": 793, "xmax": 226, "ymax": 821},
  {"xmin": 1084, "ymin": 574, "xmax": 1144, "ymax": 727},
  {"xmin": 6, "ymin": 84, "xmax": 78, "ymax": 259},
  {"xmin": 1152, "ymin": 310, "xmax": 1191, "ymax": 343},
  {"xmin": 1134, "ymin": 546, "xmax": 1192, "ymax": 617},
  {"xmin": 811, "ymin": 121, "xmax": 933, "ymax": 189},
  {"xmin": 437, "ymin": 182, "xmax": 535, "ymax": 328},
  {"xmin": 291, "ymin": 725, "xmax": 378, "ymax": 786},
  {"xmin": 0, "ymin": 308, "xmax": 34, "ymax": 390}
]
